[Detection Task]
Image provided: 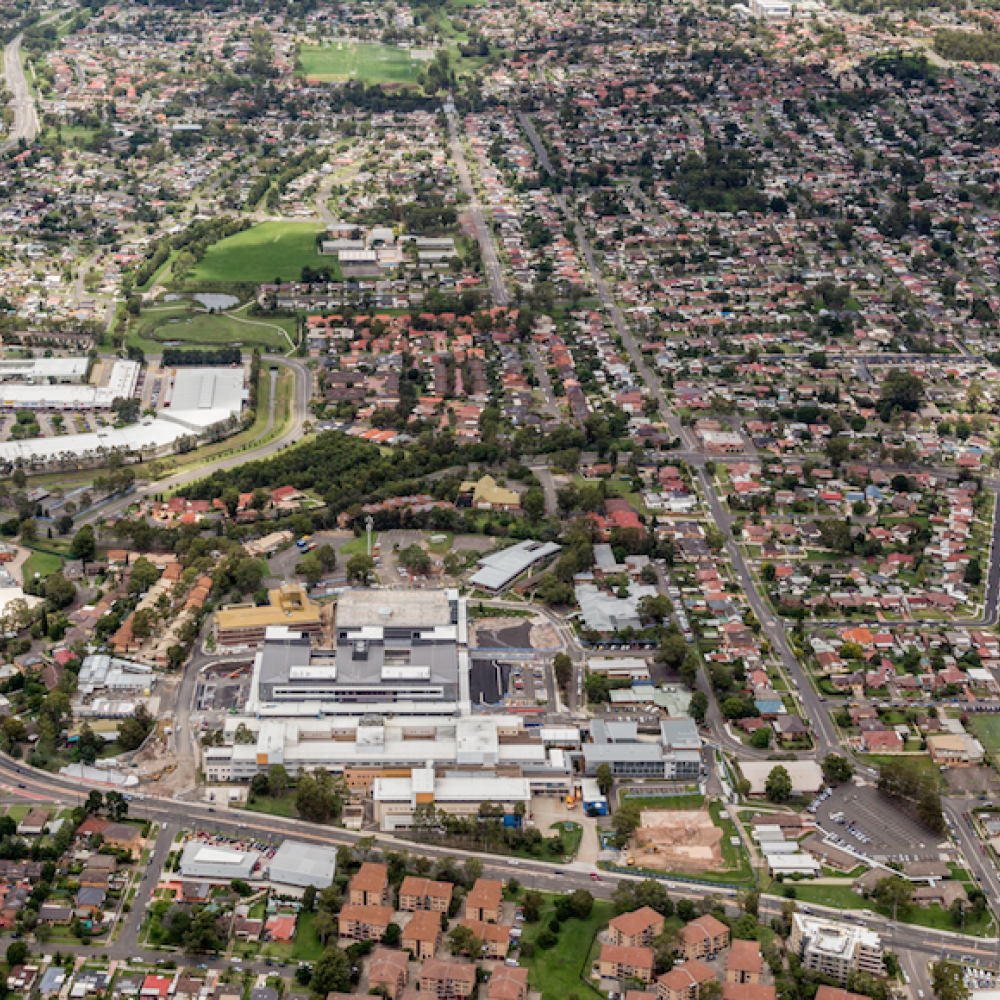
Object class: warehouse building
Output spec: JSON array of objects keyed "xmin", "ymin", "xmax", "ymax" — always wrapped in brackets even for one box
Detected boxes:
[
  {"xmin": 77, "ymin": 655, "xmax": 154, "ymax": 696},
  {"xmin": 178, "ymin": 842, "xmax": 258, "ymax": 882},
  {"xmin": 266, "ymin": 841, "xmax": 337, "ymax": 891},
  {"xmin": 0, "ymin": 358, "xmax": 89, "ymax": 383}
]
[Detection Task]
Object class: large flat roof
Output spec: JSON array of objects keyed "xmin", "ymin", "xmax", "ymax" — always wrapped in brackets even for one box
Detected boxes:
[
  {"xmin": 0, "ymin": 418, "xmax": 188, "ymax": 466},
  {"xmin": 166, "ymin": 368, "xmax": 246, "ymax": 429},
  {"xmin": 336, "ymin": 589, "xmax": 453, "ymax": 628},
  {"xmin": 267, "ymin": 840, "xmax": 337, "ymax": 888}
]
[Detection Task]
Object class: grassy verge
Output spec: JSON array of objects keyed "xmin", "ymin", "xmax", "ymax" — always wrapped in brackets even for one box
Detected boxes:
[
  {"xmin": 621, "ymin": 793, "xmax": 705, "ymax": 810},
  {"xmin": 789, "ymin": 883, "xmax": 866, "ymax": 909},
  {"xmin": 241, "ymin": 793, "xmax": 298, "ymax": 819}
]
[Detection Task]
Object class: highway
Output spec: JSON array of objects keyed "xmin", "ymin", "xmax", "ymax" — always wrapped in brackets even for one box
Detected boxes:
[{"xmin": 1, "ymin": 32, "xmax": 38, "ymax": 153}]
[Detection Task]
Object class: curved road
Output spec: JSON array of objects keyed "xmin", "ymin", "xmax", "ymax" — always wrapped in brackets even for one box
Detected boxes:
[{"xmin": 77, "ymin": 356, "xmax": 311, "ymax": 526}]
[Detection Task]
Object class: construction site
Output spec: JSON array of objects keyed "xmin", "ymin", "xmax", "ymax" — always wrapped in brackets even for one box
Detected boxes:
[{"xmin": 628, "ymin": 808, "xmax": 725, "ymax": 872}]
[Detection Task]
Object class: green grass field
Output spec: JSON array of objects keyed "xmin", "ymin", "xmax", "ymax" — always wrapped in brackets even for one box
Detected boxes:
[
  {"xmin": 299, "ymin": 43, "xmax": 423, "ymax": 83},
  {"xmin": 129, "ymin": 304, "xmax": 293, "ymax": 354},
  {"xmin": 520, "ymin": 896, "xmax": 613, "ymax": 1000},
  {"xmin": 290, "ymin": 911, "xmax": 325, "ymax": 961},
  {"xmin": 242, "ymin": 793, "xmax": 298, "ymax": 819},
  {"xmin": 23, "ymin": 548, "xmax": 63, "ymax": 581},
  {"xmin": 970, "ymin": 715, "xmax": 1000, "ymax": 752},
  {"xmin": 185, "ymin": 222, "xmax": 340, "ymax": 285}
]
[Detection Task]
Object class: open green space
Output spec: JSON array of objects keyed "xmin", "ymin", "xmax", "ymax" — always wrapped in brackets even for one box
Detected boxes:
[
  {"xmin": 23, "ymin": 539, "xmax": 71, "ymax": 580},
  {"xmin": 299, "ymin": 43, "xmax": 423, "ymax": 83},
  {"xmin": 128, "ymin": 303, "xmax": 292, "ymax": 355},
  {"xmin": 519, "ymin": 896, "xmax": 613, "ymax": 1000},
  {"xmin": 185, "ymin": 222, "xmax": 340, "ymax": 285},
  {"xmin": 970, "ymin": 715, "xmax": 1000, "ymax": 752},
  {"xmin": 23, "ymin": 548, "xmax": 63, "ymax": 581},
  {"xmin": 551, "ymin": 822, "xmax": 582, "ymax": 857},
  {"xmin": 790, "ymin": 883, "xmax": 866, "ymax": 909},
  {"xmin": 290, "ymin": 910, "xmax": 326, "ymax": 961},
  {"xmin": 858, "ymin": 754, "xmax": 938, "ymax": 779},
  {"xmin": 241, "ymin": 792, "xmax": 298, "ymax": 819}
]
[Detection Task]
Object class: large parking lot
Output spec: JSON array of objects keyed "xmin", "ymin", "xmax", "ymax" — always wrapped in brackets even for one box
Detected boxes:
[{"xmin": 814, "ymin": 783, "xmax": 945, "ymax": 863}]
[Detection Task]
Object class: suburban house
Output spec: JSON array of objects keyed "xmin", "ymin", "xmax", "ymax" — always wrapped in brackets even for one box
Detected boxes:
[{"xmin": 103, "ymin": 823, "xmax": 143, "ymax": 858}]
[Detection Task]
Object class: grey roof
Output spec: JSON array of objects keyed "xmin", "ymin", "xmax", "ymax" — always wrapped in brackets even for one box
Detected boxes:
[
  {"xmin": 267, "ymin": 840, "xmax": 338, "ymax": 889},
  {"xmin": 659, "ymin": 718, "xmax": 701, "ymax": 750},
  {"xmin": 77, "ymin": 887, "xmax": 107, "ymax": 907},
  {"xmin": 179, "ymin": 841, "xmax": 257, "ymax": 881},
  {"xmin": 574, "ymin": 583, "xmax": 658, "ymax": 633},
  {"xmin": 469, "ymin": 539, "xmax": 561, "ymax": 591},
  {"xmin": 336, "ymin": 589, "xmax": 453, "ymax": 628},
  {"xmin": 584, "ymin": 742, "xmax": 665, "ymax": 764}
]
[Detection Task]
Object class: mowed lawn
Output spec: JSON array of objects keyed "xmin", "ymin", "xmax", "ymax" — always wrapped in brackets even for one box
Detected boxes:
[
  {"xmin": 299, "ymin": 43, "xmax": 422, "ymax": 83},
  {"xmin": 970, "ymin": 715, "xmax": 1000, "ymax": 751},
  {"xmin": 519, "ymin": 897, "xmax": 613, "ymax": 1000},
  {"xmin": 186, "ymin": 222, "xmax": 340, "ymax": 284}
]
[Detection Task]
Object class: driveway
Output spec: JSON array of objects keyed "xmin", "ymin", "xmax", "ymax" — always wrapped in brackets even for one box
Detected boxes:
[{"xmin": 530, "ymin": 794, "xmax": 601, "ymax": 865}]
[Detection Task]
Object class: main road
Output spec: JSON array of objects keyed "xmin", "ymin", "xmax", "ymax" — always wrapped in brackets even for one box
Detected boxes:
[
  {"xmin": 445, "ymin": 109, "xmax": 508, "ymax": 307},
  {"xmin": 1, "ymin": 34, "xmax": 38, "ymax": 153},
  {"xmin": 0, "ymin": 749, "xmax": 993, "ymax": 983}
]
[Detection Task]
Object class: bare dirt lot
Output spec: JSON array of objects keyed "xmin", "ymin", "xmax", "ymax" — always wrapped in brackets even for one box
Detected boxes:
[{"xmin": 631, "ymin": 808, "xmax": 723, "ymax": 871}]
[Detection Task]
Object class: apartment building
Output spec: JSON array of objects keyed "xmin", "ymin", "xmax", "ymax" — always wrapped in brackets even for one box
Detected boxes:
[
  {"xmin": 790, "ymin": 915, "xmax": 884, "ymax": 984},
  {"xmin": 609, "ymin": 907, "xmax": 665, "ymax": 948}
]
